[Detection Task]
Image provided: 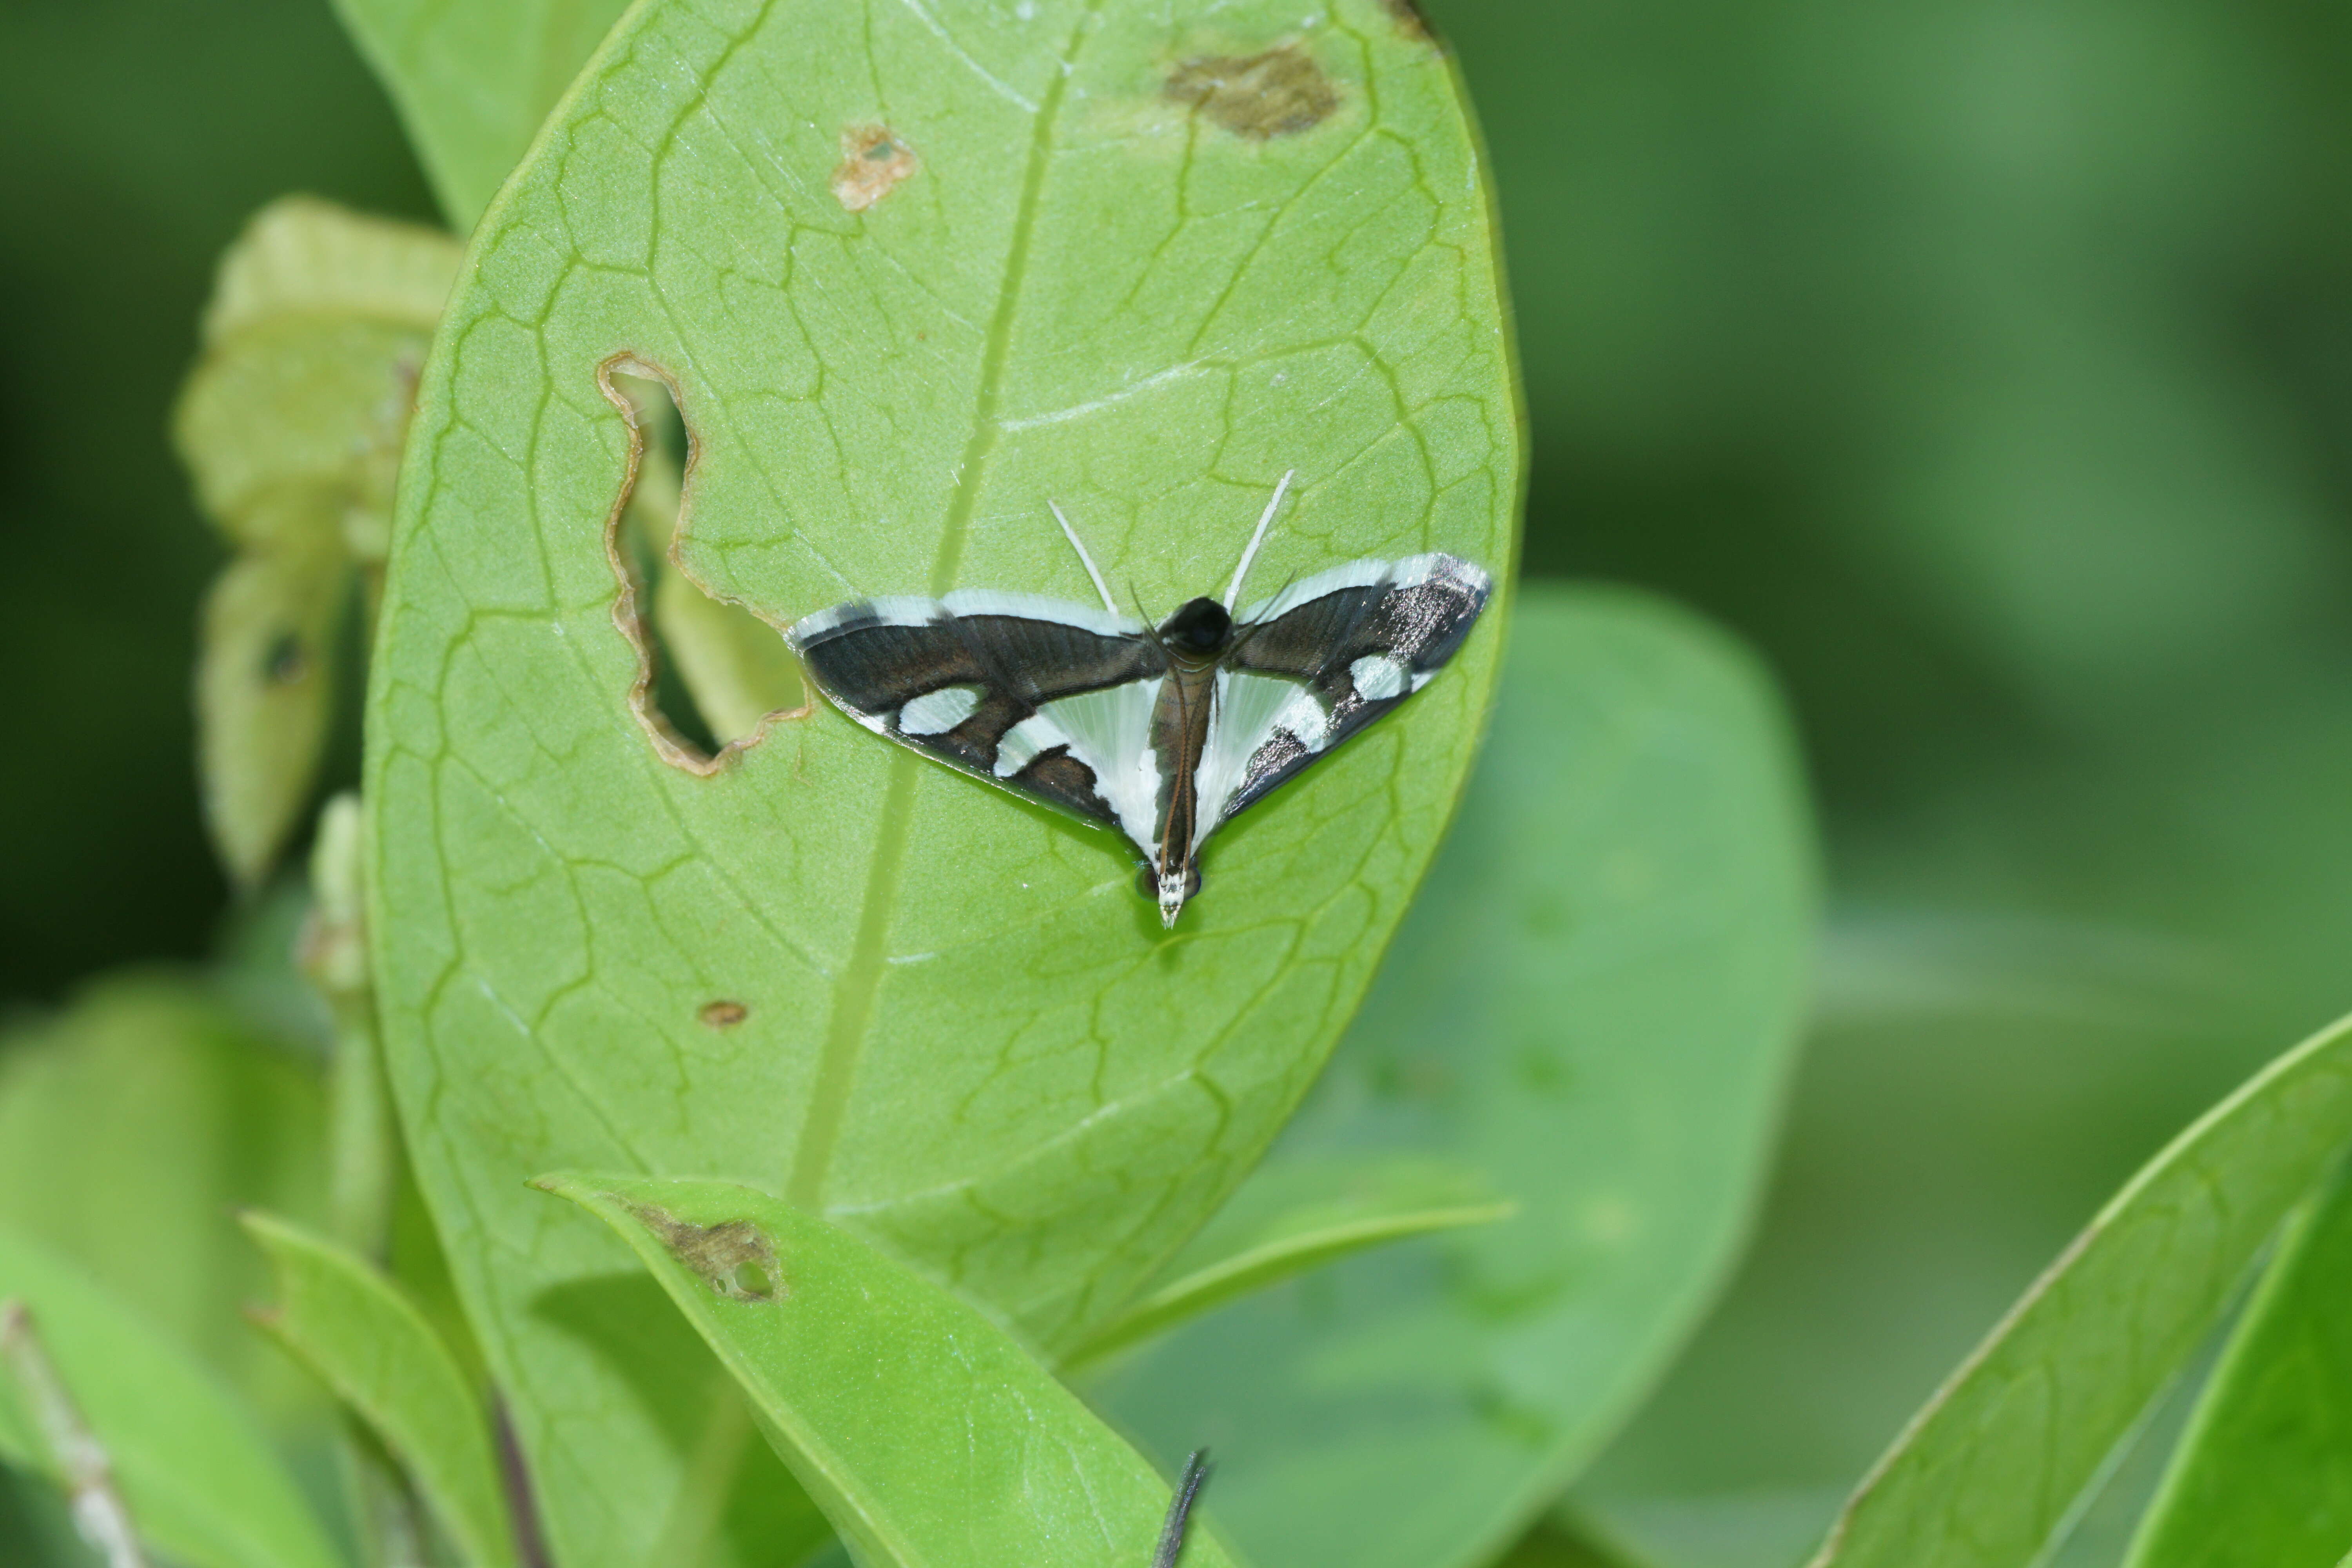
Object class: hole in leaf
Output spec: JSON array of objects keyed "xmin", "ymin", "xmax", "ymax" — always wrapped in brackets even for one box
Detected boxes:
[
  {"xmin": 597, "ymin": 356, "xmax": 806, "ymax": 775},
  {"xmin": 831, "ymin": 123, "xmax": 920, "ymax": 211}
]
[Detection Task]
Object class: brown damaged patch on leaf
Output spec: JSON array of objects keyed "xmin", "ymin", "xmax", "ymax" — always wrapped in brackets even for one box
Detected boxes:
[
  {"xmin": 1381, "ymin": 0, "xmax": 1436, "ymax": 42},
  {"xmin": 629, "ymin": 1203, "xmax": 782, "ymax": 1303},
  {"xmin": 1165, "ymin": 46, "xmax": 1339, "ymax": 140},
  {"xmin": 595, "ymin": 352, "xmax": 811, "ymax": 777},
  {"xmin": 830, "ymin": 125, "xmax": 920, "ymax": 212}
]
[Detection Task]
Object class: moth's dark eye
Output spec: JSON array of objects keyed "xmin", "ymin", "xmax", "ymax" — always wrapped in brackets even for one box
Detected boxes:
[{"xmin": 1160, "ymin": 597, "xmax": 1232, "ymax": 655}]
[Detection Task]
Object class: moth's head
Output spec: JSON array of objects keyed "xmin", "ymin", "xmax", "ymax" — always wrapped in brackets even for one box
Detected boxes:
[{"xmin": 1158, "ymin": 597, "xmax": 1232, "ymax": 658}]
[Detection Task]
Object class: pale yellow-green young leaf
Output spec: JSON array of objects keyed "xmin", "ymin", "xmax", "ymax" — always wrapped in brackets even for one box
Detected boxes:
[
  {"xmin": 177, "ymin": 198, "xmax": 458, "ymax": 565},
  {"xmin": 176, "ymin": 198, "xmax": 460, "ymax": 885},
  {"xmin": 196, "ymin": 540, "xmax": 351, "ymax": 891},
  {"xmin": 197, "ymin": 196, "xmax": 463, "ymax": 344}
]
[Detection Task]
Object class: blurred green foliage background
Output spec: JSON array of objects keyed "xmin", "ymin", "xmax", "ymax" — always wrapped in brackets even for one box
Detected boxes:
[{"xmin": 5, "ymin": 0, "xmax": 2352, "ymax": 1553}]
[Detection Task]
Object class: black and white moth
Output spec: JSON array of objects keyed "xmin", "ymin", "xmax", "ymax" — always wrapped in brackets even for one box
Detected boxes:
[{"xmin": 786, "ymin": 475, "xmax": 1492, "ymax": 927}]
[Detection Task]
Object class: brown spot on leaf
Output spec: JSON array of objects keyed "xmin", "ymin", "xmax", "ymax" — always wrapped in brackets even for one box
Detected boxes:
[
  {"xmin": 1165, "ymin": 47, "xmax": 1339, "ymax": 140},
  {"xmin": 631, "ymin": 1203, "xmax": 780, "ymax": 1302},
  {"xmin": 1381, "ymin": 0, "xmax": 1435, "ymax": 41},
  {"xmin": 831, "ymin": 125, "xmax": 920, "ymax": 212},
  {"xmin": 699, "ymin": 1000, "xmax": 748, "ymax": 1028}
]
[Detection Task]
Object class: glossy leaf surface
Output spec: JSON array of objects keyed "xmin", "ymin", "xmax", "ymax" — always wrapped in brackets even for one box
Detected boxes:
[
  {"xmin": 0, "ymin": 975, "xmax": 329, "ymax": 1427},
  {"xmin": 1093, "ymin": 586, "xmax": 1817, "ymax": 1568},
  {"xmin": 2122, "ymin": 1158, "xmax": 2352, "ymax": 1568},
  {"xmin": 243, "ymin": 1213, "xmax": 517, "ymax": 1568},
  {"xmin": 1808, "ymin": 1009, "xmax": 2352, "ymax": 1568},
  {"xmin": 367, "ymin": 3, "xmax": 1514, "ymax": 1564},
  {"xmin": 330, "ymin": 0, "xmax": 630, "ymax": 230},
  {"xmin": 1069, "ymin": 1154, "xmax": 1512, "ymax": 1365},
  {"xmin": 541, "ymin": 1171, "xmax": 1234, "ymax": 1568}
]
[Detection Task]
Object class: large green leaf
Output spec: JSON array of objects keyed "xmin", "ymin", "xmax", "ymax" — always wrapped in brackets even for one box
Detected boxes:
[
  {"xmin": 243, "ymin": 1214, "xmax": 517, "ymax": 1568},
  {"xmin": 1806, "ymin": 1009, "xmax": 2352, "ymax": 1568},
  {"xmin": 0, "ymin": 975, "xmax": 329, "ymax": 1428},
  {"xmin": 0, "ymin": 1227, "xmax": 341, "ymax": 1568},
  {"xmin": 367, "ymin": 3, "xmax": 1514, "ymax": 1564},
  {"xmin": 2122, "ymin": 1158, "xmax": 2352, "ymax": 1568},
  {"xmin": 330, "ymin": 0, "xmax": 631, "ymax": 230},
  {"xmin": 1091, "ymin": 586, "xmax": 1815, "ymax": 1568},
  {"xmin": 540, "ymin": 1171, "xmax": 1232, "ymax": 1568}
]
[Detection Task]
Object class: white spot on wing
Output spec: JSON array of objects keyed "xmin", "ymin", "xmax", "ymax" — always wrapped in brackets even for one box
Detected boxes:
[
  {"xmin": 995, "ymin": 712, "xmax": 1069, "ymax": 778},
  {"xmin": 898, "ymin": 685, "xmax": 980, "ymax": 735},
  {"xmin": 1349, "ymin": 654, "xmax": 1408, "ymax": 701}
]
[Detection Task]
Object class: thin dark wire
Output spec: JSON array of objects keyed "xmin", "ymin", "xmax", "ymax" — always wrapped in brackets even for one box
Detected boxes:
[{"xmin": 1151, "ymin": 1449, "xmax": 1213, "ymax": 1568}]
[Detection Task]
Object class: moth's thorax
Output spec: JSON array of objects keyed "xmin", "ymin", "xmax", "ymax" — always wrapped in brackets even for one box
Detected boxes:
[{"xmin": 1157, "ymin": 597, "xmax": 1233, "ymax": 664}]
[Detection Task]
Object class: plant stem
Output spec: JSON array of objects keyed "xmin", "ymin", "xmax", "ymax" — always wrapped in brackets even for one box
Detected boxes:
[{"xmin": 0, "ymin": 1300, "xmax": 152, "ymax": 1568}]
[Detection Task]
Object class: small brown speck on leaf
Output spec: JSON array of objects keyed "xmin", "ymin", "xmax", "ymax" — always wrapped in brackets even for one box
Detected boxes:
[
  {"xmin": 632, "ymin": 1203, "xmax": 780, "ymax": 1302},
  {"xmin": 831, "ymin": 124, "xmax": 919, "ymax": 212},
  {"xmin": 699, "ymin": 999, "xmax": 748, "ymax": 1028},
  {"xmin": 1165, "ymin": 46, "xmax": 1339, "ymax": 140}
]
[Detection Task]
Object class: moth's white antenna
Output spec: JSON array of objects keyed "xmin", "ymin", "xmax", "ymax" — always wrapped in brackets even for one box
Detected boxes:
[
  {"xmin": 1047, "ymin": 499, "xmax": 1122, "ymax": 617},
  {"xmin": 1220, "ymin": 469, "xmax": 1295, "ymax": 610}
]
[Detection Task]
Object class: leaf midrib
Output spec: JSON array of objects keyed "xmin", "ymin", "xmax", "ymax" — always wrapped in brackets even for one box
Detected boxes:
[{"xmin": 785, "ymin": 0, "xmax": 1102, "ymax": 1210}]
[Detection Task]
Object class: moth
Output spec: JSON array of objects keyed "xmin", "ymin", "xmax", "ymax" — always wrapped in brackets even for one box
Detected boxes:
[{"xmin": 786, "ymin": 474, "xmax": 1492, "ymax": 926}]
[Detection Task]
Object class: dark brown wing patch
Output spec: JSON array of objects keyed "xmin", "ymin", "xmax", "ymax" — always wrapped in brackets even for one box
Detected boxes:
[
  {"xmin": 1216, "ymin": 553, "xmax": 1490, "ymax": 822},
  {"xmin": 787, "ymin": 592, "xmax": 1165, "ymax": 831}
]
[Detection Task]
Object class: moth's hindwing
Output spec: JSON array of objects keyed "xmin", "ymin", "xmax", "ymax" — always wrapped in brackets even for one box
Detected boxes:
[
  {"xmin": 786, "ymin": 591, "xmax": 1168, "ymax": 840},
  {"xmin": 1201, "ymin": 552, "xmax": 1493, "ymax": 825}
]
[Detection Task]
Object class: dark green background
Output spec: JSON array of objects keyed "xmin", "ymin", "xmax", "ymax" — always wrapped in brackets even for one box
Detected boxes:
[{"xmin": 6, "ymin": 0, "xmax": 2352, "ymax": 1549}]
